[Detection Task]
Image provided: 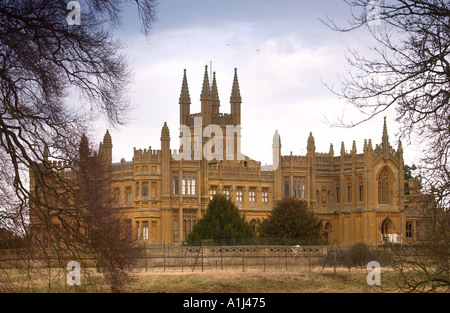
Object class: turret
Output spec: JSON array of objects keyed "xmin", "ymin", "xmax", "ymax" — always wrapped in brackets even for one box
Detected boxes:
[
  {"xmin": 273, "ymin": 130, "xmax": 282, "ymax": 200},
  {"xmin": 79, "ymin": 133, "xmax": 90, "ymax": 171},
  {"xmin": 307, "ymin": 132, "xmax": 316, "ymax": 206},
  {"xmin": 43, "ymin": 145, "xmax": 49, "ymax": 163},
  {"xmin": 160, "ymin": 122, "xmax": 171, "ymax": 196},
  {"xmin": 307, "ymin": 132, "xmax": 315, "ymax": 152},
  {"xmin": 100, "ymin": 130, "xmax": 112, "ymax": 166}
]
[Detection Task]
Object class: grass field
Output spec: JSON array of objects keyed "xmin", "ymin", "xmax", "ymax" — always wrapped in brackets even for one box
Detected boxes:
[
  {"xmin": 1, "ymin": 266, "xmax": 404, "ymax": 293},
  {"xmin": 125, "ymin": 268, "xmax": 401, "ymax": 293}
]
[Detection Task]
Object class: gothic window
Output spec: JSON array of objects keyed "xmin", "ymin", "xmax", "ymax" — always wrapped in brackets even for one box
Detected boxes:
[
  {"xmin": 249, "ymin": 189, "xmax": 256, "ymax": 202},
  {"xmin": 359, "ymin": 182, "xmax": 363, "ymax": 202},
  {"xmin": 378, "ymin": 169, "xmax": 390, "ymax": 204},
  {"xmin": 236, "ymin": 189, "xmax": 243, "ymax": 202},
  {"xmin": 187, "ymin": 176, "xmax": 191, "ymax": 195},
  {"xmin": 336, "ymin": 182, "xmax": 340, "ymax": 203},
  {"xmin": 173, "ymin": 175, "xmax": 179, "ymax": 195},
  {"xmin": 293, "ymin": 178, "xmax": 301, "ymax": 199},
  {"xmin": 142, "ymin": 221, "xmax": 149, "ymax": 241},
  {"xmin": 142, "ymin": 182, "xmax": 148, "ymax": 198},
  {"xmin": 284, "ymin": 177, "xmax": 290, "ymax": 198},
  {"xmin": 173, "ymin": 210, "xmax": 179, "ymax": 242},
  {"xmin": 381, "ymin": 217, "xmax": 393, "ymax": 241},
  {"xmin": 262, "ymin": 190, "xmax": 268, "ymax": 203},
  {"xmin": 183, "ymin": 210, "xmax": 196, "ymax": 241},
  {"xmin": 346, "ymin": 179, "xmax": 352, "ymax": 203},
  {"xmin": 301, "ymin": 181, "xmax": 305, "ymax": 199},
  {"xmin": 183, "ymin": 174, "xmax": 196, "ymax": 195},
  {"xmin": 210, "ymin": 188, "xmax": 217, "ymax": 200},
  {"xmin": 113, "ymin": 187, "xmax": 120, "ymax": 205},
  {"xmin": 135, "ymin": 221, "xmax": 140, "ymax": 240},
  {"xmin": 406, "ymin": 222, "xmax": 412, "ymax": 238},
  {"xmin": 125, "ymin": 187, "xmax": 131, "ymax": 204},
  {"xmin": 223, "ymin": 188, "xmax": 230, "ymax": 200}
]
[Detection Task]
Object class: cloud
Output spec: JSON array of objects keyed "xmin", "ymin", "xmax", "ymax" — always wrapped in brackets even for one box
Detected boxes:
[{"xmin": 93, "ymin": 1, "xmax": 418, "ymax": 167}]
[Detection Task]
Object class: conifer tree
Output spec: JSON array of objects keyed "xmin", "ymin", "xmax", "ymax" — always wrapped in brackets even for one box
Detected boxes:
[
  {"xmin": 257, "ymin": 198, "xmax": 322, "ymax": 243},
  {"xmin": 187, "ymin": 194, "xmax": 255, "ymax": 245}
]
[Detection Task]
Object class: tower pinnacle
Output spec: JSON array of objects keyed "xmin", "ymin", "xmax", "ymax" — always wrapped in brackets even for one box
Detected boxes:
[
  {"xmin": 382, "ymin": 116, "xmax": 390, "ymax": 145},
  {"xmin": 200, "ymin": 65, "xmax": 211, "ymax": 100},
  {"xmin": 179, "ymin": 69, "xmax": 191, "ymax": 104},
  {"xmin": 211, "ymin": 71, "xmax": 220, "ymax": 114},
  {"xmin": 230, "ymin": 68, "xmax": 242, "ymax": 104}
]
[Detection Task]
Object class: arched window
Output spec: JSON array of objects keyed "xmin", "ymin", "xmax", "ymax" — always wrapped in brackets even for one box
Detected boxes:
[
  {"xmin": 191, "ymin": 177, "xmax": 195, "ymax": 195},
  {"xmin": 284, "ymin": 177, "xmax": 290, "ymax": 198},
  {"xmin": 378, "ymin": 169, "xmax": 390, "ymax": 204},
  {"xmin": 381, "ymin": 217, "xmax": 393, "ymax": 242},
  {"xmin": 346, "ymin": 179, "xmax": 352, "ymax": 203},
  {"xmin": 173, "ymin": 175, "xmax": 179, "ymax": 195},
  {"xmin": 182, "ymin": 176, "xmax": 186, "ymax": 195},
  {"xmin": 187, "ymin": 176, "xmax": 191, "ymax": 195}
]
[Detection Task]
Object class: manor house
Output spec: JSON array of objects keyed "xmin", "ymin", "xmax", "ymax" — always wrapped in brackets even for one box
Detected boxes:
[{"xmin": 35, "ymin": 66, "xmax": 423, "ymax": 245}]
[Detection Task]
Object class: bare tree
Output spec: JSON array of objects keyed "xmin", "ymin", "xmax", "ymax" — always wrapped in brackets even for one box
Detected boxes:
[
  {"xmin": 0, "ymin": 0, "xmax": 157, "ymax": 292},
  {"xmin": 323, "ymin": 0, "xmax": 449, "ymax": 292}
]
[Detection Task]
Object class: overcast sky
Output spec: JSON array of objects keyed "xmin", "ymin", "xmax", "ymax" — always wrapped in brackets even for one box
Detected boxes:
[{"xmin": 90, "ymin": 0, "xmax": 420, "ymax": 167}]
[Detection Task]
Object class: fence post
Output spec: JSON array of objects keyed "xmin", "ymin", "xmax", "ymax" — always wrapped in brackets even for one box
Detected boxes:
[
  {"xmin": 201, "ymin": 240, "xmax": 204, "ymax": 272},
  {"xmin": 263, "ymin": 239, "xmax": 266, "ymax": 272},
  {"xmin": 242, "ymin": 238, "xmax": 245, "ymax": 272},
  {"xmin": 145, "ymin": 244, "xmax": 148, "ymax": 272},
  {"xmin": 284, "ymin": 238, "xmax": 288, "ymax": 271},
  {"xmin": 220, "ymin": 240, "xmax": 223, "ymax": 271},
  {"xmin": 309, "ymin": 238, "xmax": 312, "ymax": 273}
]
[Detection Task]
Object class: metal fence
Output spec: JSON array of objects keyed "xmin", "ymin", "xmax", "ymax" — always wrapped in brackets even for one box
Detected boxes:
[{"xmin": 139, "ymin": 243, "xmax": 328, "ymax": 272}]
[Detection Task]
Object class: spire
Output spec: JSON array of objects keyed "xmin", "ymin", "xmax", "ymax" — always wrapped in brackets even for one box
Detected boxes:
[
  {"xmin": 382, "ymin": 116, "xmax": 390, "ymax": 159},
  {"xmin": 230, "ymin": 68, "xmax": 242, "ymax": 104},
  {"xmin": 329, "ymin": 143, "xmax": 334, "ymax": 156},
  {"xmin": 382, "ymin": 116, "xmax": 389, "ymax": 145},
  {"xmin": 200, "ymin": 65, "xmax": 211, "ymax": 100},
  {"xmin": 352, "ymin": 140, "xmax": 357, "ymax": 154},
  {"xmin": 211, "ymin": 71, "xmax": 220, "ymax": 113},
  {"xmin": 179, "ymin": 69, "xmax": 191, "ymax": 104},
  {"xmin": 341, "ymin": 142, "xmax": 345, "ymax": 155}
]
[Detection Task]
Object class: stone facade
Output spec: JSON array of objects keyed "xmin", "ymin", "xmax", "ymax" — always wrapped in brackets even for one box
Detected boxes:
[{"xmin": 32, "ymin": 66, "xmax": 423, "ymax": 246}]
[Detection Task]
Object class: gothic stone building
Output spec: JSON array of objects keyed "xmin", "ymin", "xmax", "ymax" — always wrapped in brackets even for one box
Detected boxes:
[{"xmin": 34, "ymin": 66, "xmax": 422, "ymax": 246}]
